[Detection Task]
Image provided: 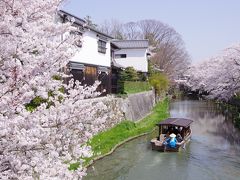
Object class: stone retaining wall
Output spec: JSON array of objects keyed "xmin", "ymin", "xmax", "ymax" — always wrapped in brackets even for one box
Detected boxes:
[
  {"xmin": 91, "ymin": 90, "xmax": 156, "ymax": 122},
  {"xmin": 120, "ymin": 90, "xmax": 156, "ymax": 121}
]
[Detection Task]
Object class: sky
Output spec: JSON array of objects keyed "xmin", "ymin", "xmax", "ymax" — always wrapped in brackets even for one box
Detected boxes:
[{"xmin": 63, "ymin": 0, "xmax": 240, "ymax": 64}]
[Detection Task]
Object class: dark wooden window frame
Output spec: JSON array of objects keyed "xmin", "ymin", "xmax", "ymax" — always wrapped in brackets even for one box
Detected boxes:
[
  {"xmin": 98, "ymin": 40, "xmax": 107, "ymax": 54},
  {"xmin": 115, "ymin": 54, "xmax": 127, "ymax": 58}
]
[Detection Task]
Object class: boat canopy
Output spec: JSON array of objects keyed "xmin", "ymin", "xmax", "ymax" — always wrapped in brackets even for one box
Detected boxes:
[{"xmin": 157, "ymin": 118, "xmax": 193, "ymax": 128}]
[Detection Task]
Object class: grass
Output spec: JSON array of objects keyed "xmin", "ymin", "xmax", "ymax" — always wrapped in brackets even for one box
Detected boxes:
[
  {"xmin": 69, "ymin": 98, "xmax": 169, "ymax": 170},
  {"xmin": 124, "ymin": 81, "xmax": 152, "ymax": 94}
]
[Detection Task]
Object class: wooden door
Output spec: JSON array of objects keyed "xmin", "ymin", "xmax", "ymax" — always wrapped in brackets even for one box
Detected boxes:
[{"xmin": 84, "ymin": 66, "xmax": 97, "ymax": 85}]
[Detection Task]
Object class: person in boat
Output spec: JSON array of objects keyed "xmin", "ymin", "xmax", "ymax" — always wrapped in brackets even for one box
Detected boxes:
[
  {"xmin": 166, "ymin": 133, "xmax": 177, "ymax": 148},
  {"xmin": 176, "ymin": 133, "xmax": 183, "ymax": 142},
  {"xmin": 168, "ymin": 126, "xmax": 179, "ymax": 135},
  {"xmin": 173, "ymin": 127, "xmax": 179, "ymax": 135},
  {"xmin": 163, "ymin": 132, "xmax": 170, "ymax": 146},
  {"xmin": 164, "ymin": 131, "xmax": 170, "ymax": 139},
  {"xmin": 168, "ymin": 127, "xmax": 174, "ymax": 134}
]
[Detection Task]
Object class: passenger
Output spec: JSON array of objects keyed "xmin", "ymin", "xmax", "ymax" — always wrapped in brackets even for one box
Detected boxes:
[
  {"xmin": 170, "ymin": 127, "xmax": 174, "ymax": 134},
  {"xmin": 164, "ymin": 131, "xmax": 170, "ymax": 139},
  {"xmin": 163, "ymin": 132, "xmax": 170, "ymax": 146},
  {"xmin": 167, "ymin": 133, "xmax": 177, "ymax": 148},
  {"xmin": 178, "ymin": 126, "xmax": 183, "ymax": 133},
  {"xmin": 173, "ymin": 126, "xmax": 179, "ymax": 135},
  {"xmin": 176, "ymin": 133, "xmax": 183, "ymax": 142}
]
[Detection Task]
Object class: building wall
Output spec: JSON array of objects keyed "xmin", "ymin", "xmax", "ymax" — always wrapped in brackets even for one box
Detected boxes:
[
  {"xmin": 114, "ymin": 48, "xmax": 148, "ymax": 72},
  {"xmin": 70, "ymin": 30, "xmax": 111, "ymax": 67}
]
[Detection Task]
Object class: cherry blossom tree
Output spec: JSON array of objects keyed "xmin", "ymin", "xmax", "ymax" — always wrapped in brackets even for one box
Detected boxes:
[
  {"xmin": 186, "ymin": 44, "xmax": 240, "ymax": 101},
  {"xmin": 0, "ymin": 0, "xmax": 122, "ymax": 179}
]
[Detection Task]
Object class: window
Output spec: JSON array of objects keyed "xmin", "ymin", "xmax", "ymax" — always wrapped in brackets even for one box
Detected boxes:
[
  {"xmin": 98, "ymin": 40, "xmax": 107, "ymax": 54},
  {"xmin": 69, "ymin": 62, "xmax": 85, "ymax": 71},
  {"xmin": 115, "ymin": 54, "xmax": 127, "ymax": 58}
]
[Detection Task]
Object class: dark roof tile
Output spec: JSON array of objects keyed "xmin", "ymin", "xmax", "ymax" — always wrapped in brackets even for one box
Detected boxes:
[{"xmin": 111, "ymin": 40, "xmax": 149, "ymax": 49}]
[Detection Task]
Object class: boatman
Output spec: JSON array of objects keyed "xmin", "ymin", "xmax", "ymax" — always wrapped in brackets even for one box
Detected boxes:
[{"xmin": 167, "ymin": 133, "xmax": 177, "ymax": 148}]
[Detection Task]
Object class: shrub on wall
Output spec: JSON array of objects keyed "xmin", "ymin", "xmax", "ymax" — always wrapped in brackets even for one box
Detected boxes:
[
  {"xmin": 149, "ymin": 73, "xmax": 169, "ymax": 95},
  {"xmin": 120, "ymin": 67, "xmax": 139, "ymax": 81}
]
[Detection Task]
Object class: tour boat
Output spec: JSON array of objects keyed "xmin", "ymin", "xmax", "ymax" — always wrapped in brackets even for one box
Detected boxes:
[{"xmin": 150, "ymin": 118, "xmax": 193, "ymax": 152}]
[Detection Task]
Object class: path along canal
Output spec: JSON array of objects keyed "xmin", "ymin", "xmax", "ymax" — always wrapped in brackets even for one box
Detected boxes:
[{"xmin": 84, "ymin": 100, "xmax": 240, "ymax": 180}]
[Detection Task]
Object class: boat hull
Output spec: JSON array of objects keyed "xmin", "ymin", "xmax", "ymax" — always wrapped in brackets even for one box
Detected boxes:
[{"xmin": 151, "ymin": 133, "xmax": 191, "ymax": 152}]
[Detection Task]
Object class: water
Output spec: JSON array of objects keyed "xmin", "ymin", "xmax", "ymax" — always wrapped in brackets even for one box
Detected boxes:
[{"xmin": 85, "ymin": 100, "xmax": 240, "ymax": 180}]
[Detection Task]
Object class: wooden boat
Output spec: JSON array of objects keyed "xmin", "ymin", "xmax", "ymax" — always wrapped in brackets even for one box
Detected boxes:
[{"xmin": 151, "ymin": 118, "xmax": 193, "ymax": 152}]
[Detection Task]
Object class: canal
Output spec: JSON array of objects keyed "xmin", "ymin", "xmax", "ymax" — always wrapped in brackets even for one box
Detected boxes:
[{"xmin": 85, "ymin": 100, "xmax": 240, "ymax": 180}]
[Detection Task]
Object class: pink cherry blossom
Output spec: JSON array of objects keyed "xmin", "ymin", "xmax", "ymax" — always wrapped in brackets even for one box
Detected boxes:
[
  {"xmin": 187, "ymin": 44, "xmax": 240, "ymax": 100},
  {"xmin": 0, "ymin": 1, "xmax": 123, "ymax": 179}
]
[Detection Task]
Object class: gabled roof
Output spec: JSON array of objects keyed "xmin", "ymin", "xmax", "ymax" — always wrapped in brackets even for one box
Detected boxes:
[
  {"xmin": 111, "ymin": 40, "xmax": 149, "ymax": 49},
  {"xmin": 58, "ymin": 10, "xmax": 113, "ymax": 39},
  {"xmin": 58, "ymin": 9, "xmax": 86, "ymax": 26},
  {"xmin": 157, "ymin": 118, "xmax": 193, "ymax": 128}
]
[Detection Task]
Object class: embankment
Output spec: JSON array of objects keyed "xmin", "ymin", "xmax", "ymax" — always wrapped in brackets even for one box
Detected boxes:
[{"xmin": 70, "ymin": 97, "xmax": 169, "ymax": 170}]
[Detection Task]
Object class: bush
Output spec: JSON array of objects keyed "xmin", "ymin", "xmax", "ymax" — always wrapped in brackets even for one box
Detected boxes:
[
  {"xmin": 116, "ymin": 79, "xmax": 125, "ymax": 94},
  {"xmin": 120, "ymin": 67, "xmax": 139, "ymax": 81},
  {"xmin": 138, "ymin": 72, "xmax": 147, "ymax": 81},
  {"xmin": 148, "ymin": 61, "xmax": 155, "ymax": 76},
  {"xmin": 149, "ymin": 73, "xmax": 169, "ymax": 95}
]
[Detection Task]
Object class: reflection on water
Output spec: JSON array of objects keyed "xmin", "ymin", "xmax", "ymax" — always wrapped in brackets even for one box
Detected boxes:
[{"xmin": 85, "ymin": 100, "xmax": 240, "ymax": 180}]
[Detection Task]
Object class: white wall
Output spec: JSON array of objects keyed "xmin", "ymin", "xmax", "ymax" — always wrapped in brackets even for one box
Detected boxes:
[
  {"xmin": 70, "ymin": 30, "xmax": 111, "ymax": 67},
  {"xmin": 114, "ymin": 48, "xmax": 148, "ymax": 72}
]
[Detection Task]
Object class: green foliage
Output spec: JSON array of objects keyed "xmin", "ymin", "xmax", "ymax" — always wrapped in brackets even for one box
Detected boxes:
[
  {"xmin": 69, "ymin": 99, "xmax": 169, "ymax": 170},
  {"xmin": 48, "ymin": 90, "xmax": 54, "ymax": 97},
  {"xmin": 120, "ymin": 67, "xmax": 139, "ymax": 81},
  {"xmin": 58, "ymin": 95, "xmax": 64, "ymax": 103},
  {"xmin": 148, "ymin": 61, "xmax": 155, "ymax": 76},
  {"xmin": 69, "ymin": 162, "xmax": 80, "ymax": 171},
  {"xmin": 25, "ymin": 87, "xmax": 65, "ymax": 112},
  {"xmin": 52, "ymin": 75, "xmax": 62, "ymax": 81},
  {"xmin": 124, "ymin": 81, "xmax": 151, "ymax": 94},
  {"xmin": 117, "ymin": 67, "xmax": 149, "ymax": 94},
  {"xmin": 137, "ymin": 72, "xmax": 147, "ymax": 81},
  {"xmin": 25, "ymin": 96, "xmax": 47, "ymax": 112},
  {"xmin": 116, "ymin": 79, "xmax": 125, "ymax": 94},
  {"xmin": 58, "ymin": 86, "xmax": 65, "ymax": 93},
  {"xmin": 149, "ymin": 73, "xmax": 169, "ymax": 95}
]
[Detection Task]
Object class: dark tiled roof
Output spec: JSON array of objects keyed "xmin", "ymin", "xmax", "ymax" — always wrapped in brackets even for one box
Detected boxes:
[
  {"xmin": 58, "ymin": 10, "xmax": 86, "ymax": 25},
  {"xmin": 157, "ymin": 118, "xmax": 193, "ymax": 128},
  {"xmin": 111, "ymin": 40, "xmax": 149, "ymax": 49},
  {"xmin": 58, "ymin": 10, "xmax": 113, "ymax": 39}
]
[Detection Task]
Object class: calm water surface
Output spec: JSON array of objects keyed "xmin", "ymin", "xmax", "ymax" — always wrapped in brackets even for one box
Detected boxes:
[{"xmin": 85, "ymin": 100, "xmax": 240, "ymax": 180}]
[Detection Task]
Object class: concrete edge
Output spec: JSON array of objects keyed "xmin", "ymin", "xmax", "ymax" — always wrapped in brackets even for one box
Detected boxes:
[{"xmin": 85, "ymin": 127, "xmax": 157, "ymax": 168}]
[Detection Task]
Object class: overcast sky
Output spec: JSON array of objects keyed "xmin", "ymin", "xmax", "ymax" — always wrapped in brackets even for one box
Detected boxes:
[{"xmin": 63, "ymin": 0, "xmax": 240, "ymax": 64}]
